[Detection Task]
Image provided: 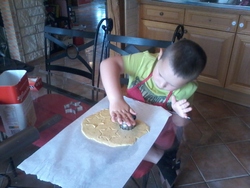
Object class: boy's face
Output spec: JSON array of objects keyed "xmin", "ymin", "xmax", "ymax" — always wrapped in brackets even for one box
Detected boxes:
[{"xmin": 152, "ymin": 56, "xmax": 189, "ymax": 91}]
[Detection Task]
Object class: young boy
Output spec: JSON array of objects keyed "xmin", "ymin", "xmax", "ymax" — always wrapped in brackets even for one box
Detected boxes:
[{"xmin": 100, "ymin": 39, "xmax": 206, "ymax": 185}]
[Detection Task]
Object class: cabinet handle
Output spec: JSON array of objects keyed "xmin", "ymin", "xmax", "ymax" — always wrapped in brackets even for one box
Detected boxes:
[
  {"xmin": 159, "ymin": 12, "xmax": 164, "ymax": 16},
  {"xmin": 239, "ymin": 23, "xmax": 244, "ymax": 28},
  {"xmin": 231, "ymin": 21, "xmax": 237, "ymax": 26}
]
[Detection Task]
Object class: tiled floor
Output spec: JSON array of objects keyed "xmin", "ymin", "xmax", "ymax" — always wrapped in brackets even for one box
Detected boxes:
[{"xmin": 1, "ymin": 0, "xmax": 250, "ymax": 188}]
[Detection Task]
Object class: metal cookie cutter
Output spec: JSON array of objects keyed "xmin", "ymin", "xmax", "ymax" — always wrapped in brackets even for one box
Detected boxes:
[
  {"xmin": 119, "ymin": 114, "xmax": 136, "ymax": 130},
  {"xmin": 64, "ymin": 101, "xmax": 83, "ymax": 114}
]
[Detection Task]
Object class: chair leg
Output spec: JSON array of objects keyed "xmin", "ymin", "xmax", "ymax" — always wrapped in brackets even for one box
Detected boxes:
[
  {"xmin": 142, "ymin": 172, "xmax": 149, "ymax": 188},
  {"xmin": 1, "ymin": 131, "xmax": 18, "ymax": 177},
  {"xmin": 9, "ymin": 157, "xmax": 17, "ymax": 177},
  {"xmin": 0, "ymin": 173, "xmax": 11, "ymax": 187},
  {"xmin": 130, "ymin": 176, "xmax": 141, "ymax": 188},
  {"xmin": 157, "ymin": 148, "xmax": 180, "ymax": 187},
  {"xmin": 130, "ymin": 173, "xmax": 149, "ymax": 188},
  {"xmin": 0, "ymin": 131, "xmax": 5, "ymax": 141},
  {"xmin": 46, "ymin": 73, "xmax": 52, "ymax": 94}
]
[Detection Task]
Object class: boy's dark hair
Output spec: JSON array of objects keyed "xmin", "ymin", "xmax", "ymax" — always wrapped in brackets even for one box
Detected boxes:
[{"xmin": 162, "ymin": 39, "xmax": 207, "ymax": 80}]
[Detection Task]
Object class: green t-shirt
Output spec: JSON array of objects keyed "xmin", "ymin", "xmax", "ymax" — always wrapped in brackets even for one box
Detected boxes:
[{"xmin": 122, "ymin": 51, "xmax": 198, "ymax": 110}]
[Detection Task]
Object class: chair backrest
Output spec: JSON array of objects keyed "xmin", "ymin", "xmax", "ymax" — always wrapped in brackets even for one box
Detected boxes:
[
  {"xmin": 44, "ymin": 26, "xmax": 98, "ymax": 101},
  {"xmin": 99, "ymin": 24, "xmax": 184, "ymax": 85}
]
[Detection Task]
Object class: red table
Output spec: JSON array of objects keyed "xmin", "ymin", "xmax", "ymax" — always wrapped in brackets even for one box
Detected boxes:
[
  {"xmin": 32, "ymin": 94, "xmax": 92, "ymax": 147},
  {"xmin": 0, "ymin": 93, "xmax": 92, "ymax": 147}
]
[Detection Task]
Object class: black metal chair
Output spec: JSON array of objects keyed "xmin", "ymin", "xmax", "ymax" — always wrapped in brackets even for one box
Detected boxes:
[{"xmin": 44, "ymin": 26, "xmax": 100, "ymax": 104}]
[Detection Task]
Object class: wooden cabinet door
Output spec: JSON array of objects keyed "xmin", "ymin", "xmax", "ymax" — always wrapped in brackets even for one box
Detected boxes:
[
  {"xmin": 237, "ymin": 15, "xmax": 250, "ymax": 35},
  {"xmin": 185, "ymin": 10, "xmax": 239, "ymax": 32},
  {"xmin": 140, "ymin": 19, "xmax": 181, "ymax": 41},
  {"xmin": 225, "ymin": 34, "xmax": 250, "ymax": 95},
  {"xmin": 140, "ymin": 5, "xmax": 184, "ymax": 24},
  {"xmin": 184, "ymin": 26, "xmax": 235, "ymax": 87}
]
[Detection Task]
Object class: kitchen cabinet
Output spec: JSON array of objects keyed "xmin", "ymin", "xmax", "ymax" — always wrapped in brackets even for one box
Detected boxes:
[
  {"xmin": 184, "ymin": 10, "xmax": 238, "ymax": 32},
  {"xmin": 183, "ymin": 10, "xmax": 237, "ymax": 88},
  {"xmin": 140, "ymin": 5, "xmax": 184, "ymax": 41},
  {"xmin": 140, "ymin": 5, "xmax": 184, "ymax": 24},
  {"xmin": 140, "ymin": 20, "xmax": 182, "ymax": 41},
  {"xmin": 183, "ymin": 26, "xmax": 235, "ymax": 88},
  {"xmin": 139, "ymin": 3, "xmax": 250, "ymax": 106},
  {"xmin": 225, "ymin": 15, "xmax": 250, "ymax": 95}
]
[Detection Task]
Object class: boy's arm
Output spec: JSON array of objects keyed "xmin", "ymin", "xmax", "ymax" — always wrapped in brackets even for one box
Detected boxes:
[
  {"xmin": 100, "ymin": 56, "xmax": 136, "ymax": 126},
  {"xmin": 100, "ymin": 56, "xmax": 124, "ymax": 103}
]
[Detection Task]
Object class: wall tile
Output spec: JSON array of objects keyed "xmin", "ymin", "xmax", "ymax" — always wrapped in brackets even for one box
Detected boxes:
[
  {"xmin": 20, "ymin": 26, "xmax": 36, "ymax": 37},
  {"xmin": 14, "ymin": 0, "xmax": 23, "ymax": 9},
  {"xmin": 17, "ymin": 9, "xmax": 31, "ymax": 27},
  {"xmin": 22, "ymin": 35, "xmax": 37, "ymax": 53}
]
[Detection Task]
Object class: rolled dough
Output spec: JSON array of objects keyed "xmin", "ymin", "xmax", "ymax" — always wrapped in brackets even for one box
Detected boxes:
[{"xmin": 81, "ymin": 109, "xmax": 150, "ymax": 147}]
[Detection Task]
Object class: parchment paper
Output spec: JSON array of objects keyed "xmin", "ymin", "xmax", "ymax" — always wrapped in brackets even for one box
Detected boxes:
[{"xmin": 18, "ymin": 96, "xmax": 171, "ymax": 188}]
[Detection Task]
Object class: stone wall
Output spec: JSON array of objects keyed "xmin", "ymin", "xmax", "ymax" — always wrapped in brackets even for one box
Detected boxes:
[{"xmin": 0, "ymin": 0, "xmax": 45, "ymax": 63}]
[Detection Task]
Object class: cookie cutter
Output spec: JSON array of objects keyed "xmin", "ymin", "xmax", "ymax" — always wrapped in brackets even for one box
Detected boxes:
[
  {"xmin": 119, "ymin": 114, "xmax": 136, "ymax": 130},
  {"xmin": 64, "ymin": 101, "xmax": 83, "ymax": 114}
]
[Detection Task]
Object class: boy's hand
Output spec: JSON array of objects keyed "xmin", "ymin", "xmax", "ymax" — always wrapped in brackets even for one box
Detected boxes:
[
  {"xmin": 109, "ymin": 99, "xmax": 136, "ymax": 126},
  {"xmin": 171, "ymin": 96, "xmax": 192, "ymax": 119}
]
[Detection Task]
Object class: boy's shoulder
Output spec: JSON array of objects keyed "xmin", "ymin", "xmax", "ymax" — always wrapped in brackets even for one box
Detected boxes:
[
  {"xmin": 123, "ymin": 51, "xmax": 158, "ymax": 74},
  {"xmin": 142, "ymin": 51, "xmax": 159, "ymax": 58},
  {"xmin": 173, "ymin": 81, "xmax": 198, "ymax": 100},
  {"xmin": 123, "ymin": 51, "xmax": 158, "ymax": 60}
]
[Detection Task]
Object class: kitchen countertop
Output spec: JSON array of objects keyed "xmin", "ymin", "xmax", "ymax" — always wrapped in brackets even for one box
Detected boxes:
[{"xmin": 140, "ymin": 0, "xmax": 250, "ymax": 14}]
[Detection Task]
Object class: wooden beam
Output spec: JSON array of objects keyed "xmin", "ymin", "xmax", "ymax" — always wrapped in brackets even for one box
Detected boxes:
[{"xmin": 106, "ymin": 0, "xmax": 124, "ymax": 35}]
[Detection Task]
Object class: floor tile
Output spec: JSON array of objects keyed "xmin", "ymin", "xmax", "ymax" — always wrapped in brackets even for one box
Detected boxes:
[
  {"xmin": 207, "ymin": 176, "xmax": 250, "ymax": 188},
  {"xmin": 176, "ymin": 182, "xmax": 209, "ymax": 188},
  {"xmin": 240, "ymin": 115, "xmax": 250, "ymax": 128},
  {"xmin": 192, "ymin": 144, "xmax": 248, "ymax": 181},
  {"xmin": 227, "ymin": 141, "xmax": 250, "ymax": 173},
  {"xmin": 224, "ymin": 100, "xmax": 250, "ymax": 116},
  {"xmin": 189, "ymin": 105, "xmax": 206, "ymax": 123},
  {"xmin": 175, "ymin": 156, "xmax": 204, "ymax": 186},
  {"xmin": 183, "ymin": 122, "xmax": 203, "ymax": 148},
  {"xmin": 185, "ymin": 120, "xmax": 224, "ymax": 148},
  {"xmin": 193, "ymin": 97, "xmax": 235, "ymax": 120},
  {"xmin": 192, "ymin": 93, "xmax": 218, "ymax": 103},
  {"xmin": 208, "ymin": 117, "xmax": 250, "ymax": 143}
]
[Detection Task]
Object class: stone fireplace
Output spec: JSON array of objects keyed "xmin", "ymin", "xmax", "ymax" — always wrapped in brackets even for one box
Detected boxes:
[
  {"xmin": 0, "ymin": 0, "xmax": 45, "ymax": 63},
  {"xmin": 0, "ymin": 0, "xmax": 139, "ymax": 63}
]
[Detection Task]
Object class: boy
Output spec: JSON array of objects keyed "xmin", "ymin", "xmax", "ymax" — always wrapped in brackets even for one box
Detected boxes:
[{"xmin": 100, "ymin": 39, "xmax": 206, "ymax": 185}]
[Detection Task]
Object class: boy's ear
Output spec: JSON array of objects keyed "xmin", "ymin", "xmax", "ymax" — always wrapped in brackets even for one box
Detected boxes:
[{"xmin": 157, "ymin": 48, "xmax": 163, "ymax": 60}]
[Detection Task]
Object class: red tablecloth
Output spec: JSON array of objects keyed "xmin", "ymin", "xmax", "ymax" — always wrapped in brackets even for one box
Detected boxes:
[{"xmin": 0, "ymin": 94, "xmax": 91, "ymax": 147}]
